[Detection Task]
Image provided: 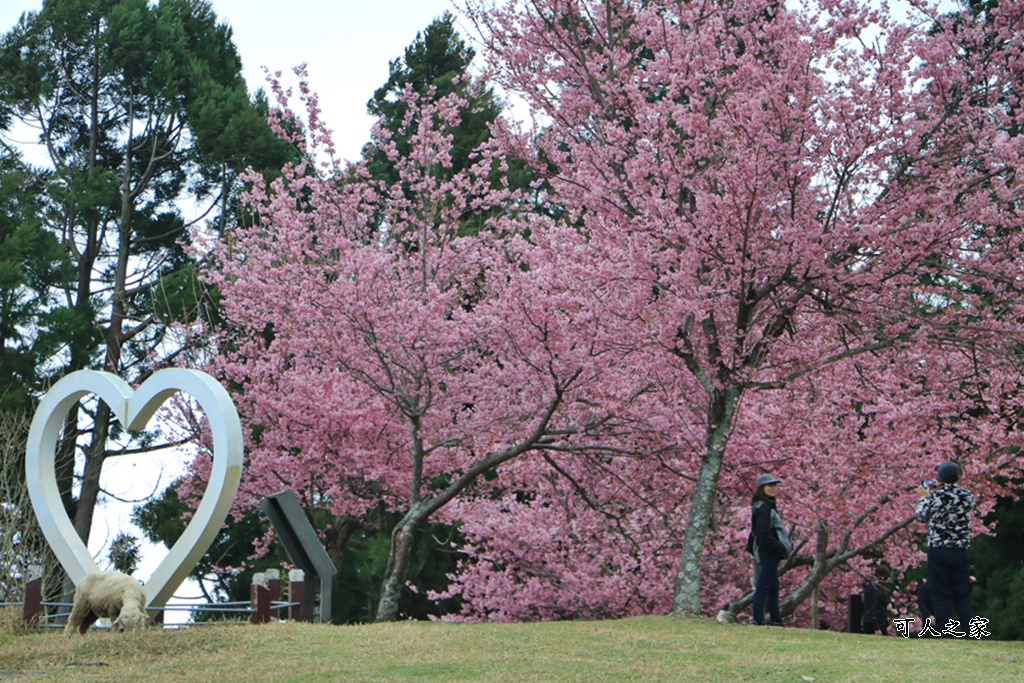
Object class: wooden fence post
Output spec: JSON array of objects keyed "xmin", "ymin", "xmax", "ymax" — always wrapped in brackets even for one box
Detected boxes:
[
  {"xmin": 288, "ymin": 569, "xmax": 306, "ymax": 622},
  {"xmin": 266, "ymin": 569, "xmax": 280, "ymax": 620},
  {"xmin": 250, "ymin": 572, "xmax": 270, "ymax": 624},
  {"xmin": 22, "ymin": 565, "xmax": 43, "ymax": 628}
]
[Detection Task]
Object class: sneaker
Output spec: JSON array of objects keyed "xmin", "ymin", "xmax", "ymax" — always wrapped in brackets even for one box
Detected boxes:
[{"xmin": 769, "ymin": 620, "xmax": 786, "ymax": 627}]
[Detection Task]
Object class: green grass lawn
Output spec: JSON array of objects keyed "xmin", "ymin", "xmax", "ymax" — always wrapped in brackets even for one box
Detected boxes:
[{"xmin": 1, "ymin": 615, "xmax": 1020, "ymax": 682}]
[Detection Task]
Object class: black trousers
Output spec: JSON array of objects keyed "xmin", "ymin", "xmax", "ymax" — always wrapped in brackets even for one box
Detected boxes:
[{"xmin": 927, "ymin": 546, "xmax": 972, "ymax": 632}]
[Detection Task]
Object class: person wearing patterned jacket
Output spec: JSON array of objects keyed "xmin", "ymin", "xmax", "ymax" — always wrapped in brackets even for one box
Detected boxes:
[{"xmin": 915, "ymin": 460, "xmax": 975, "ymax": 634}]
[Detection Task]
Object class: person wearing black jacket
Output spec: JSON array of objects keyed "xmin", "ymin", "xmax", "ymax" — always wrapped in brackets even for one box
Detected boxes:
[
  {"xmin": 750, "ymin": 473, "xmax": 793, "ymax": 626},
  {"xmin": 861, "ymin": 577, "xmax": 891, "ymax": 635}
]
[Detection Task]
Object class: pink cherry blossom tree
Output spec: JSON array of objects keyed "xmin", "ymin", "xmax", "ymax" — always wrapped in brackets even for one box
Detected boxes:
[
  {"xmin": 200, "ymin": 71, "xmax": 647, "ymax": 621},
  {"xmin": 458, "ymin": 0, "xmax": 1024, "ymax": 617}
]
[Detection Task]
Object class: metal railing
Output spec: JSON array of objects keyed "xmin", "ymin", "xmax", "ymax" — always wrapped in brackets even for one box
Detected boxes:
[{"xmin": 5, "ymin": 567, "xmax": 314, "ymax": 630}]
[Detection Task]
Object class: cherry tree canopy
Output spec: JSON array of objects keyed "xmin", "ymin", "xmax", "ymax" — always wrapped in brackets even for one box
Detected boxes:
[
  {"xmin": 199, "ymin": 0, "xmax": 1024, "ymax": 623},
  {"xmin": 449, "ymin": 0, "xmax": 1024, "ymax": 617},
  {"xmin": 197, "ymin": 75, "xmax": 648, "ymax": 620}
]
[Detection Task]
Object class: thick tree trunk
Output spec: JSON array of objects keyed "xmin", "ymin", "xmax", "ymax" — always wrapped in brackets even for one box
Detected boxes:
[
  {"xmin": 72, "ymin": 401, "xmax": 111, "ymax": 543},
  {"xmin": 671, "ymin": 385, "xmax": 741, "ymax": 616},
  {"xmin": 55, "ymin": 412, "xmax": 79, "ymax": 518},
  {"xmin": 375, "ymin": 513, "xmax": 421, "ymax": 622},
  {"xmin": 671, "ymin": 446, "xmax": 724, "ymax": 615}
]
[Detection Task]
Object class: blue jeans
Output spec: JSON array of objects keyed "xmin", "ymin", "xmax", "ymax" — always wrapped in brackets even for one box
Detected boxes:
[
  {"xmin": 752, "ymin": 554, "xmax": 781, "ymax": 624},
  {"xmin": 927, "ymin": 546, "xmax": 972, "ymax": 632}
]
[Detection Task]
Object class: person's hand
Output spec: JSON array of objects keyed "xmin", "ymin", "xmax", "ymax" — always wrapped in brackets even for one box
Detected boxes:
[{"xmin": 917, "ymin": 485, "xmax": 930, "ymax": 498}]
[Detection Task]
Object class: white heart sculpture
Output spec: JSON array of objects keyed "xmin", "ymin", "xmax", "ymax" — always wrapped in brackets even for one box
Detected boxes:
[{"xmin": 26, "ymin": 369, "xmax": 243, "ymax": 610}]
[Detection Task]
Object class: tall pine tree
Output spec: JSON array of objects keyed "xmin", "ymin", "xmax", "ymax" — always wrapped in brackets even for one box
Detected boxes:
[{"xmin": 0, "ymin": 0, "xmax": 295, "ymax": 559}]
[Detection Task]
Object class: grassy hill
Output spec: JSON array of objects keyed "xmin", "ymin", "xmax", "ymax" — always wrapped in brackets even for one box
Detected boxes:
[{"xmin": 1, "ymin": 615, "xmax": 1020, "ymax": 682}]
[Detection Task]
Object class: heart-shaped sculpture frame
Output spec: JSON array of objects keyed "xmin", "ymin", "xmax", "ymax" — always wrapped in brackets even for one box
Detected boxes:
[{"xmin": 26, "ymin": 369, "xmax": 243, "ymax": 610}]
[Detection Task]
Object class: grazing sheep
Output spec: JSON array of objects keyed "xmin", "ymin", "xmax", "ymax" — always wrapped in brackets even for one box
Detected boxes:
[{"xmin": 64, "ymin": 570, "xmax": 153, "ymax": 636}]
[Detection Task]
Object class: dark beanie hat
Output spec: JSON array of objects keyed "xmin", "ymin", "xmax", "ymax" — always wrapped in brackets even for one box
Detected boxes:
[{"xmin": 935, "ymin": 460, "xmax": 961, "ymax": 483}]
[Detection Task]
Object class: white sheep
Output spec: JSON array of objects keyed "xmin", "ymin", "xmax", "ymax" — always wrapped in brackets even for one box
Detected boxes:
[{"xmin": 64, "ymin": 570, "xmax": 154, "ymax": 636}]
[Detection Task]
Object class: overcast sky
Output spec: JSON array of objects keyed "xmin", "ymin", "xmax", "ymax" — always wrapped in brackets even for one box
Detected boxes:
[{"xmin": 1, "ymin": 0, "xmax": 459, "ymax": 161}]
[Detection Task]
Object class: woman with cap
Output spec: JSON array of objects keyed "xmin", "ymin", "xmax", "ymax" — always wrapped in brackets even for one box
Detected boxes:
[
  {"xmin": 750, "ymin": 473, "xmax": 793, "ymax": 626},
  {"xmin": 915, "ymin": 460, "xmax": 975, "ymax": 633}
]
